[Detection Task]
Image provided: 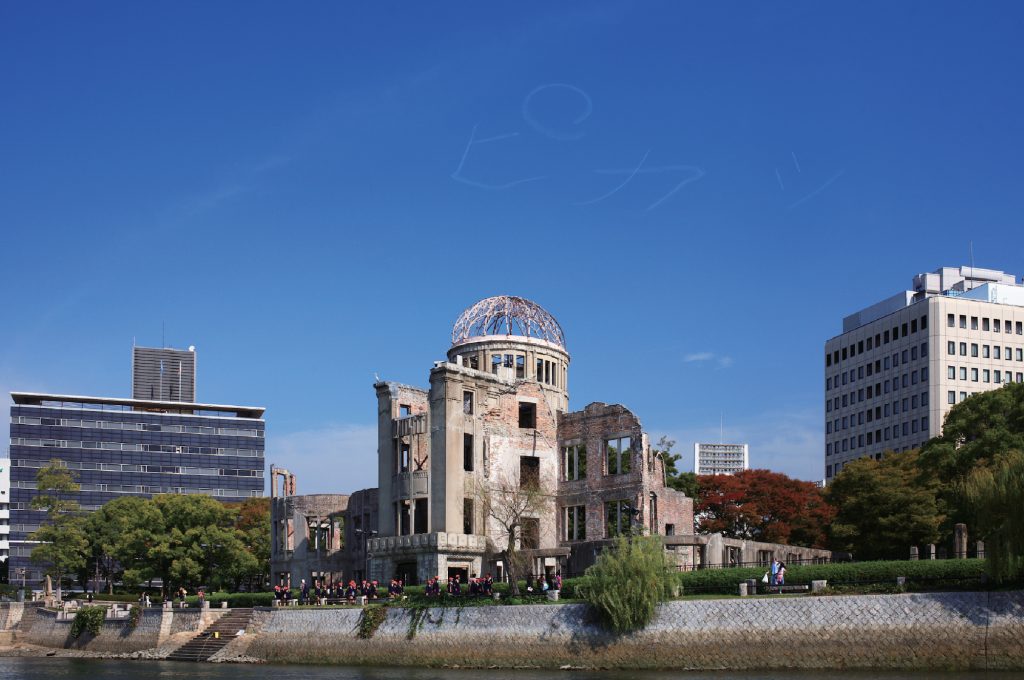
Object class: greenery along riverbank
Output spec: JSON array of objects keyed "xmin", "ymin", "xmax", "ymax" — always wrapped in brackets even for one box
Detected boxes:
[{"xmin": 62, "ymin": 556, "xmax": 987, "ymax": 610}]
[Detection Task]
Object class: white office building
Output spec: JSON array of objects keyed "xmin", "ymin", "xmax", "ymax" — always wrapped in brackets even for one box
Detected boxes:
[
  {"xmin": 694, "ymin": 442, "xmax": 749, "ymax": 475},
  {"xmin": 824, "ymin": 266, "xmax": 1024, "ymax": 482}
]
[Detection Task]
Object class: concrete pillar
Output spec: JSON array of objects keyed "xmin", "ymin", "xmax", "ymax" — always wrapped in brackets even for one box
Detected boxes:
[
  {"xmin": 738, "ymin": 582, "xmax": 748, "ymax": 597},
  {"xmin": 977, "ymin": 541, "xmax": 985, "ymax": 559},
  {"xmin": 927, "ymin": 544, "xmax": 936, "ymax": 560},
  {"xmin": 909, "ymin": 546, "xmax": 919, "ymax": 560},
  {"xmin": 954, "ymin": 523, "xmax": 968, "ymax": 559}
]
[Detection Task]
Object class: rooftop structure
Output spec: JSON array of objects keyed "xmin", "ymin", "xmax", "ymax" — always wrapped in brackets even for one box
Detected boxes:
[{"xmin": 132, "ymin": 345, "xmax": 196, "ymax": 402}]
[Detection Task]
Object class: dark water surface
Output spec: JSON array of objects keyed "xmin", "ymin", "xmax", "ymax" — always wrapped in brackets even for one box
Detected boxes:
[{"xmin": 1, "ymin": 660, "xmax": 1023, "ymax": 680}]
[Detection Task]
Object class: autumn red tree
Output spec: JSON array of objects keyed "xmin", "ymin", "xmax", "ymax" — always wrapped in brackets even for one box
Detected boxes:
[{"xmin": 695, "ymin": 469, "xmax": 835, "ymax": 548}]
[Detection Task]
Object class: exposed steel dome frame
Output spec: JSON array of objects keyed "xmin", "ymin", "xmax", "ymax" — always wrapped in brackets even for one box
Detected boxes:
[{"xmin": 451, "ymin": 296, "xmax": 566, "ymax": 349}]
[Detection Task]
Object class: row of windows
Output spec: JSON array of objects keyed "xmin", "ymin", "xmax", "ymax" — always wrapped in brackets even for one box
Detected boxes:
[
  {"xmin": 946, "ymin": 366, "xmax": 1024, "ymax": 385},
  {"xmin": 946, "ymin": 342, "xmax": 1024, "ymax": 361},
  {"xmin": 10, "ymin": 480, "xmax": 260, "ymax": 497},
  {"xmin": 11, "ymin": 459, "xmax": 261, "ymax": 477},
  {"xmin": 827, "ymin": 392, "xmax": 928, "ymax": 433},
  {"xmin": 826, "ymin": 418, "xmax": 929, "ymax": 455},
  {"xmin": 10, "ymin": 415, "xmax": 262, "ymax": 437},
  {"xmin": 947, "ymin": 314, "xmax": 1023, "ymax": 335},
  {"xmin": 827, "ymin": 344, "xmax": 928, "ymax": 391},
  {"xmin": 9, "ymin": 438, "xmax": 261, "ymax": 458},
  {"xmin": 826, "ymin": 315, "xmax": 929, "ymax": 366},
  {"xmin": 827, "ymin": 370, "xmax": 929, "ymax": 412}
]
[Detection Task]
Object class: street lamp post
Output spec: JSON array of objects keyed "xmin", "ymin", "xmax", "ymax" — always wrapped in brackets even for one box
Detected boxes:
[{"xmin": 354, "ymin": 529, "xmax": 378, "ymax": 581}]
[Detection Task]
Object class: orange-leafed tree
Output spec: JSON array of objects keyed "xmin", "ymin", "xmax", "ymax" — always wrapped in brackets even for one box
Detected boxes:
[{"xmin": 695, "ymin": 469, "xmax": 835, "ymax": 548}]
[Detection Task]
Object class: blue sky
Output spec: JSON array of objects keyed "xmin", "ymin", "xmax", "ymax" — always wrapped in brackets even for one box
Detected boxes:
[{"xmin": 3, "ymin": 2, "xmax": 1024, "ymax": 493}]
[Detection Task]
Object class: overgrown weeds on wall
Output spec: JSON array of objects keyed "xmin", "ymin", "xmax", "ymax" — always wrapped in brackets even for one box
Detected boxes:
[
  {"xmin": 126, "ymin": 605, "xmax": 141, "ymax": 632},
  {"xmin": 578, "ymin": 535, "xmax": 676, "ymax": 634},
  {"xmin": 69, "ymin": 606, "xmax": 106, "ymax": 639},
  {"xmin": 357, "ymin": 605, "xmax": 388, "ymax": 639}
]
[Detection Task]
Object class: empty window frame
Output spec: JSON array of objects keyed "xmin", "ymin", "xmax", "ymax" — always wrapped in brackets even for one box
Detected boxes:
[
  {"xmin": 565, "ymin": 505, "xmax": 586, "ymax": 541},
  {"xmin": 518, "ymin": 402, "xmax": 537, "ymax": 428},
  {"xmin": 463, "ymin": 433, "xmax": 474, "ymax": 472},
  {"xmin": 463, "ymin": 498, "xmax": 474, "ymax": 535},
  {"xmin": 563, "ymin": 443, "xmax": 587, "ymax": 481},
  {"xmin": 605, "ymin": 435, "xmax": 632, "ymax": 475},
  {"xmin": 605, "ymin": 499, "xmax": 632, "ymax": 538},
  {"xmin": 519, "ymin": 455, "xmax": 540, "ymax": 489},
  {"xmin": 463, "ymin": 390, "xmax": 474, "ymax": 415}
]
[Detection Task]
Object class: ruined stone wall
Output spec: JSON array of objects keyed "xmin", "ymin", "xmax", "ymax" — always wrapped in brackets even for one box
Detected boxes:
[{"xmin": 240, "ymin": 591, "xmax": 1024, "ymax": 670}]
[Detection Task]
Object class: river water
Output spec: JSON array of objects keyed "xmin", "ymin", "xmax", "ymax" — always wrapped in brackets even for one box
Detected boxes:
[{"xmin": 1, "ymin": 660, "xmax": 1022, "ymax": 680}]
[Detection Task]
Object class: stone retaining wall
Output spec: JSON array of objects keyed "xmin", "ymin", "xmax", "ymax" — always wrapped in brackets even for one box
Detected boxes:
[
  {"xmin": 242, "ymin": 591, "xmax": 1024, "ymax": 670},
  {"xmin": 0, "ymin": 603, "xmax": 216, "ymax": 654}
]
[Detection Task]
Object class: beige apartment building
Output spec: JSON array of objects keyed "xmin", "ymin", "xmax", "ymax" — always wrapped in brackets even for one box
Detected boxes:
[
  {"xmin": 824, "ymin": 266, "xmax": 1024, "ymax": 482},
  {"xmin": 694, "ymin": 442, "xmax": 749, "ymax": 475}
]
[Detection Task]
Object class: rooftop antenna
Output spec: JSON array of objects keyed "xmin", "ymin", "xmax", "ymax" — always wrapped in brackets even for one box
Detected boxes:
[
  {"xmin": 720, "ymin": 413, "xmax": 724, "ymax": 444},
  {"xmin": 969, "ymin": 241, "xmax": 975, "ymax": 290},
  {"xmin": 162, "ymin": 322, "xmax": 166, "ymax": 349}
]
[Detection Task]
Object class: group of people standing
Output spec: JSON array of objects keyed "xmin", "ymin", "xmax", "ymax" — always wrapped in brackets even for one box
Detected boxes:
[
  {"xmin": 424, "ymin": 574, "xmax": 494, "ymax": 598},
  {"xmin": 275, "ymin": 578, "xmax": 407, "ymax": 605},
  {"xmin": 764, "ymin": 558, "xmax": 787, "ymax": 590}
]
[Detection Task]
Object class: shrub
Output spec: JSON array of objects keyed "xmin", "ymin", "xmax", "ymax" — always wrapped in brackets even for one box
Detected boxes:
[
  {"xmin": 70, "ymin": 606, "xmax": 106, "ymax": 639},
  {"xmin": 357, "ymin": 605, "xmax": 388, "ymax": 639},
  {"xmin": 678, "ymin": 559, "xmax": 987, "ymax": 594},
  {"xmin": 577, "ymin": 535, "xmax": 676, "ymax": 633}
]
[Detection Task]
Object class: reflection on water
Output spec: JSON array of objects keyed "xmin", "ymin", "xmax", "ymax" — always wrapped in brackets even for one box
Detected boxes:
[{"xmin": 1, "ymin": 660, "xmax": 1023, "ymax": 680}]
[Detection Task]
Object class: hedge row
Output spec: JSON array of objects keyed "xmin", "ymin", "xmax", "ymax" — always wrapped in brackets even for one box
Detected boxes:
[{"xmin": 677, "ymin": 559, "xmax": 987, "ymax": 594}]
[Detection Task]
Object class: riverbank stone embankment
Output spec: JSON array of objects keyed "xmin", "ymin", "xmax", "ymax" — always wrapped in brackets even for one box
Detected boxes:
[
  {"xmin": 5, "ymin": 591, "xmax": 1024, "ymax": 670},
  {"xmin": 242, "ymin": 591, "xmax": 1024, "ymax": 670}
]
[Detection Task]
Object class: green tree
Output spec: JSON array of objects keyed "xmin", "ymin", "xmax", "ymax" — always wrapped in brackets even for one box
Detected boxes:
[
  {"xmin": 29, "ymin": 460, "xmax": 88, "ymax": 593},
  {"xmin": 961, "ymin": 450, "xmax": 1024, "ymax": 582},
  {"xmin": 234, "ymin": 497, "xmax": 271, "ymax": 590},
  {"xmin": 30, "ymin": 516, "xmax": 90, "ymax": 591},
  {"xmin": 579, "ymin": 535, "xmax": 676, "ymax": 633},
  {"xmin": 653, "ymin": 436, "xmax": 699, "ymax": 498},
  {"xmin": 31, "ymin": 459, "xmax": 80, "ymax": 517},
  {"xmin": 86, "ymin": 496, "xmax": 165, "ymax": 591},
  {"xmin": 919, "ymin": 382, "xmax": 1024, "ymax": 533},
  {"xmin": 827, "ymin": 449, "xmax": 944, "ymax": 560}
]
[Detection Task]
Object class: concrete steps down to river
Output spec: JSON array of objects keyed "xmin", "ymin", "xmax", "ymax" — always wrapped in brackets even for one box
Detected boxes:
[{"xmin": 166, "ymin": 608, "xmax": 253, "ymax": 662}]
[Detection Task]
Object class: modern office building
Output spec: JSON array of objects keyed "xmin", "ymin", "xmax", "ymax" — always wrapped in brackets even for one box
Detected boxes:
[
  {"xmin": 0, "ymin": 458, "xmax": 10, "ymax": 565},
  {"xmin": 693, "ymin": 442, "xmax": 749, "ymax": 476},
  {"xmin": 132, "ymin": 345, "xmax": 196, "ymax": 402},
  {"xmin": 7, "ymin": 346, "xmax": 264, "ymax": 586},
  {"xmin": 824, "ymin": 266, "xmax": 1024, "ymax": 482}
]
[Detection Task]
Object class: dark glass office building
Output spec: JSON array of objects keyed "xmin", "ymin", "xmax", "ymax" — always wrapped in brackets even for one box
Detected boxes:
[{"xmin": 8, "ymin": 392, "xmax": 265, "ymax": 586}]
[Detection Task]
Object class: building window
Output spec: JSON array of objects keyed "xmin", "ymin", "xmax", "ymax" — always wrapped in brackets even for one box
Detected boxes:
[
  {"xmin": 994, "ymin": 319, "xmax": 1001, "ymax": 334},
  {"xmin": 563, "ymin": 443, "xmax": 587, "ymax": 481},
  {"xmin": 605, "ymin": 436, "xmax": 632, "ymax": 475},
  {"xmin": 972, "ymin": 368, "xmax": 979, "ymax": 382},
  {"xmin": 948, "ymin": 341, "xmax": 955, "ymax": 355},
  {"xmin": 948, "ymin": 366, "xmax": 956, "ymax": 379},
  {"xmin": 1017, "ymin": 321, "xmax": 1023, "ymax": 335},
  {"xmin": 960, "ymin": 367, "xmax": 967, "ymax": 380},
  {"xmin": 971, "ymin": 344, "xmax": 979, "ymax": 358},
  {"xmin": 463, "ymin": 433, "xmax": 474, "ymax": 472},
  {"xmin": 948, "ymin": 314, "xmax": 955, "ymax": 327},
  {"xmin": 397, "ymin": 441, "xmax": 411, "ymax": 473},
  {"xmin": 463, "ymin": 498, "xmax": 474, "ymax": 535},
  {"xmin": 983, "ymin": 345, "xmax": 991, "ymax": 359},
  {"xmin": 522, "ymin": 517, "xmax": 540, "ymax": 549},
  {"xmin": 519, "ymin": 456, "xmax": 540, "ymax": 488},
  {"xmin": 983, "ymin": 318, "xmax": 991, "ymax": 331},
  {"xmin": 984, "ymin": 370, "xmax": 991, "ymax": 383},
  {"xmin": 995, "ymin": 370, "xmax": 1002, "ymax": 383},
  {"xmin": 463, "ymin": 391, "xmax": 474, "ymax": 414},
  {"xmin": 414, "ymin": 498, "xmax": 428, "ymax": 534},
  {"xmin": 518, "ymin": 402, "xmax": 536, "ymax": 429},
  {"xmin": 399, "ymin": 404, "xmax": 412, "ymax": 417},
  {"xmin": 516, "ymin": 355, "xmax": 526, "ymax": 379},
  {"xmin": 565, "ymin": 505, "xmax": 586, "ymax": 541},
  {"xmin": 605, "ymin": 499, "xmax": 632, "ymax": 538}
]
